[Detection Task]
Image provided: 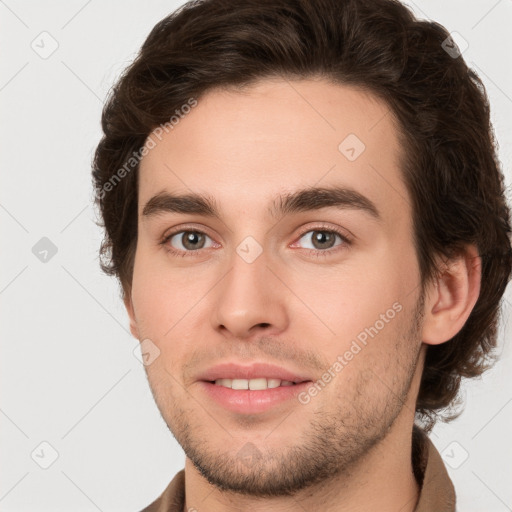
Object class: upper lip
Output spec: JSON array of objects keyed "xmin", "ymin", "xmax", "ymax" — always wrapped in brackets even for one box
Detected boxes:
[{"xmin": 197, "ymin": 362, "xmax": 312, "ymax": 383}]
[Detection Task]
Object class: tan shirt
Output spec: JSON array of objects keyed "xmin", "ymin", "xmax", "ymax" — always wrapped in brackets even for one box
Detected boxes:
[{"xmin": 141, "ymin": 426, "xmax": 455, "ymax": 512}]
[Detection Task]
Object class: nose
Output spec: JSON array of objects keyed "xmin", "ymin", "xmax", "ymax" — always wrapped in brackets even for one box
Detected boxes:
[{"xmin": 211, "ymin": 248, "xmax": 289, "ymax": 341}]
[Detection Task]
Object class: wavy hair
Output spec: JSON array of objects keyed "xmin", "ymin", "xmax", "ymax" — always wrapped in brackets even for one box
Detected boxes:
[{"xmin": 92, "ymin": 0, "xmax": 512, "ymax": 429}]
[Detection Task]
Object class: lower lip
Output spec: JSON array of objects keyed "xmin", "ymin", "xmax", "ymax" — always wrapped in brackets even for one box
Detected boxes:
[{"xmin": 198, "ymin": 381, "xmax": 312, "ymax": 414}]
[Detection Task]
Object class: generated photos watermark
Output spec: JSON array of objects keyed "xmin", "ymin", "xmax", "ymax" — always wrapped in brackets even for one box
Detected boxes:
[
  {"xmin": 95, "ymin": 97, "xmax": 198, "ymax": 200},
  {"xmin": 298, "ymin": 301, "xmax": 403, "ymax": 404}
]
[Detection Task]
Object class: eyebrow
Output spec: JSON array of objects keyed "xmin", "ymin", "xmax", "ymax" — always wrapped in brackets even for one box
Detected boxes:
[{"xmin": 141, "ymin": 185, "xmax": 381, "ymax": 222}]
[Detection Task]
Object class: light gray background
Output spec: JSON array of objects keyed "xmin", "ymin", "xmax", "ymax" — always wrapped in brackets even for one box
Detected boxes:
[{"xmin": 1, "ymin": 1, "xmax": 511, "ymax": 510}]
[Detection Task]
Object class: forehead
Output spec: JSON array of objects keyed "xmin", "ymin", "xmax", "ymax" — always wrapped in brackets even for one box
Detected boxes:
[{"xmin": 137, "ymin": 78, "xmax": 411, "ymax": 225}]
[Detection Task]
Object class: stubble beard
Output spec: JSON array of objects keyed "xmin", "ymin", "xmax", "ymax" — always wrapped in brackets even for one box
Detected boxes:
[{"xmin": 147, "ymin": 295, "xmax": 425, "ymax": 498}]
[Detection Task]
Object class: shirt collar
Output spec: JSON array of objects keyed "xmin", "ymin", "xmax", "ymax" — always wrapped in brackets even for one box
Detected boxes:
[{"xmin": 412, "ymin": 424, "xmax": 456, "ymax": 511}]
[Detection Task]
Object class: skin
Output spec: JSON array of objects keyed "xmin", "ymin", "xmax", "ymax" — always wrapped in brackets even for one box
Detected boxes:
[{"xmin": 125, "ymin": 78, "xmax": 481, "ymax": 512}]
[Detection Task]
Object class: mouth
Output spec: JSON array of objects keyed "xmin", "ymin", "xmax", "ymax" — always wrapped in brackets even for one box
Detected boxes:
[
  {"xmin": 199, "ymin": 379, "xmax": 312, "ymax": 414},
  {"xmin": 196, "ymin": 362, "xmax": 314, "ymax": 414},
  {"xmin": 207, "ymin": 377, "xmax": 305, "ymax": 390}
]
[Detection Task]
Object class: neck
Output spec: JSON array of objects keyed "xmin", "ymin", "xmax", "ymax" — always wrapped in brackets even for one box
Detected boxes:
[{"xmin": 183, "ymin": 409, "xmax": 420, "ymax": 512}]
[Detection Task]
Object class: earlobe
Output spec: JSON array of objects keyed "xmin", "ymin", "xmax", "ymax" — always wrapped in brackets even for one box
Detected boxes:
[
  {"xmin": 421, "ymin": 245, "xmax": 481, "ymax": 346},
  {"xmin": 123, "ymin": 293, "xmax": 140, "ymax": 340}
]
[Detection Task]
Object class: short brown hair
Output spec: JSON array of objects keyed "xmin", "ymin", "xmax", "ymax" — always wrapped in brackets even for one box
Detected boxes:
[{"xmin": 92, "ymin": 0, "xmax": 512, "ymax": 428}]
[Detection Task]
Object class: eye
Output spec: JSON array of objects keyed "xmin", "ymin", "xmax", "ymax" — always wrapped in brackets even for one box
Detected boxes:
[
  {"xmin": 160, "ymin": 226, "xmax": 351, "ymax": 258},
  {"xmin": 292, "ymin": 227, "xmax": 351, "ymax": 255},
  {"xmin": 162, "ymin": 229, "xmax": 216, "ymax": 256}
]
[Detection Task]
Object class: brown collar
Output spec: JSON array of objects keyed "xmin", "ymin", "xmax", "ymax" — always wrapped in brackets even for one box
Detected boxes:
[{"xmin": 412, "ymin": 425, "xmax": 456, "ymax": 511}]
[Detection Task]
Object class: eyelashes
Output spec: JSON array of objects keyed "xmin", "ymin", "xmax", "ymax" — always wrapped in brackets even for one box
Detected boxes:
[
  {"xmin": 160, "ymin": 229, "xmax": 217, "ymax": 257},
  {"xmin": 159, "ymin": 225, "xmax": 352, "ymax": 259}
]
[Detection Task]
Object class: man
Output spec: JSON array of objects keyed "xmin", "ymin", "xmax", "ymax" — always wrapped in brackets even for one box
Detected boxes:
[{"xmin": 92, "ymin": 0, "xmax": 512, "ymax": 510}]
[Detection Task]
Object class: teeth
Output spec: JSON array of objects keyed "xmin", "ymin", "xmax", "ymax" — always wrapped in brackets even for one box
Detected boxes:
[
  {"xmin": 214, "ymin": 378, "xmax": 297, "ymax": 390},
  {"xmin": 232, "ymin": 379, "xmax": 249, "ymax": 390},
  {"xmin": 249, "ymin": 378, "xmax": 267, "ymax": 390},
  {"xmin": 267, "ymin": 378, "xmax": 281, "ymax": 388}
]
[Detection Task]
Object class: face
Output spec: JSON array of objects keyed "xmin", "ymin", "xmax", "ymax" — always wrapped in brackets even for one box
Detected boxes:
[{"xmin": 127, "ymin": 78, "xmax": 426, "ymax": 496}]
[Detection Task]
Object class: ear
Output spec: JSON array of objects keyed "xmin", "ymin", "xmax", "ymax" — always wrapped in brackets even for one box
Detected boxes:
[
  {"xmin": 421, "ymin": 244, "xmax": 482, "ymax": 345},
  {"xmin": 123, "ymin": 293, "xmax": 140, "ymax": 340}
]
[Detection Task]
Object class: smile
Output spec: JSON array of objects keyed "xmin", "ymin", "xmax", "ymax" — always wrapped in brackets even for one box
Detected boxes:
[{"xmin": 213, "ymin": 378, "xmax": 298, "ymax": 390}]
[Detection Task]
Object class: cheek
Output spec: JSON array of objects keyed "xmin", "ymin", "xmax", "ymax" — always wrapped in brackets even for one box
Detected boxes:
[
  {"xmin": 285, "ymin": 256, "xmax": 404, "ymax": 348},
  {"xmin": 292, "ymin": 267, "xmax": 415, "ymax": 390},
  {"xmin": 131, "ymin": 249, "xmax": 192, "ymax": 331},
  {"xmin": 316, "ymin": 303, "xmax": 417, "ymax": 414},
  {"xmin": 130, "ymin": 251, "xmax": 216, "ymax": 368}
]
